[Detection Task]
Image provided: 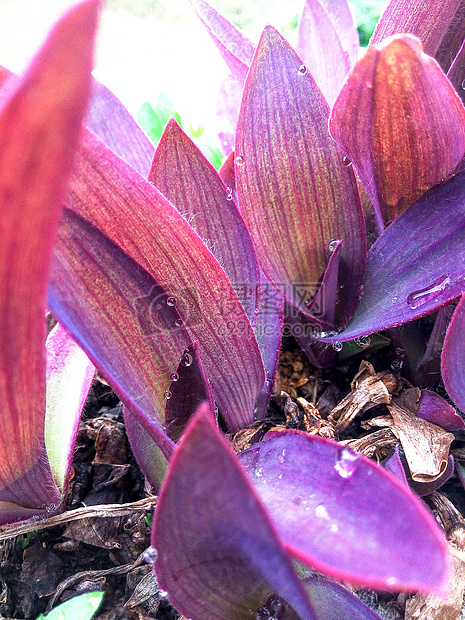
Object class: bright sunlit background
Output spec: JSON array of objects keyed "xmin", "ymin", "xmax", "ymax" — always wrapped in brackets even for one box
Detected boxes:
[{"xmin": 0, "ymin": 0, "xmax": 387, "ymax": 155}]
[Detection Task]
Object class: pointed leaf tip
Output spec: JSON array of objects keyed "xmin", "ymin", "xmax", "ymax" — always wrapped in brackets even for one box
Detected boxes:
[{"xmin": 330, "ymin": 33, "xmax": 465, "ymax": 228}]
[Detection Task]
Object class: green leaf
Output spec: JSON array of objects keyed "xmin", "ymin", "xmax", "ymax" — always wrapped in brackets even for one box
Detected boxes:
[
  {"xmin": 35, "ymin": 591, "xmax": 104, "ymax": 620},
  {"xmin": 137, "ymin": 93, "xmax": 182, "ymax": 145}
]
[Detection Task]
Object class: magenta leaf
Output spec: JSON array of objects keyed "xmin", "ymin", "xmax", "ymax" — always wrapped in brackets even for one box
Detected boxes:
[
  {"xmin": 296, "ymin": 0, "xmax": 352, "ymax": 106},
  {"xmin": 236, "ymin": 26, "xmax": 365, "ymax": 330},
  {"xmin": 330, "ymin": 34, "xmax": 465, "ymax": 229},
  {"xmin": 442, "ymin": 296, "xmax": 465, "ymax": 413},
  {"xmin": 372, "ymin": 0, "xmax": 465, "ymax": 73},
  {"xmin": 417, "ymin": 390, "xmax": 465, "ymax": 431},
  {"xmin": 383, "ymin": 446, "xmax": 409, "ymax": 487},
  {"xmin": 189, "ymin": 0, "xmax": 254, "ymax": 84},
  {"xmin": 65, "ymin": 130, "xmax": 265, "ymax": 432},
  {"xmin": 0, "ymin": 0, "xmax": 98, "ymax": 521},
  {"xmin": 316, "ymin": 0, "xmax": 359, "ymax": 66},
  {"xmin": 149, "ymin": 118, "xmax": 260, "ymax": 323},
  {"xmin": 324, "ymin": 169, "xmax": 465, "ymax": 342},
  {"xmin": 217, "ymin": 73, "xmax": 243, "ymax": 156},
  {"xmin": 238, "ymin": 431, "xmax": 451, "ymax": 594},
  {"xmin": 153, "ymin": 404, "xmax": 318, "ymax": 620},
  {"xmin": 45, "ymin": 323, "xmax": 95, "ymax": 493},
  {"xmin": 86, "ymin": 77, "xmax": 154, "ymax": 176},
  {"xmin": 50, "ymin": 208, "xmax": 183, "ymax": 461}
]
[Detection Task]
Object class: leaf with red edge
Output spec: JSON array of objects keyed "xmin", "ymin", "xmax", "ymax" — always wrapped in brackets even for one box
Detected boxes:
[
  {"xmin": 296, "ymin": 0, "xmax": 352, "ymax": 106},
  {"xmin": 153, "ymin": 403, "xmax": 318, "ymax": 620},
  {"xmin": 236, "ymin": 26, "xmax": 365, "ymax": 330},
  {"xmin": 442, "ymin": 296, "xmax": 465, "ymax": 413},
  {"xmin": 148, "ymin": 118, "xmax": 260, "ymax": 324},
  {"xmin": 238, "ymin": 431, "xmax": 451, "ymax": 594},
  {"xmin": 320, "ymin": 169, "xmax": 465, "ymax": 343},
  {"xmin": 330, "ymin": 34, "xmax": 465, "ymax": 230},
  {"xmin": 50, "ymin": 208, "xmax": 183, "ymax": 461},
  {"xmin": 372, "ymin": 0, "xmax": 465, "ymax": 73},
  {"xmin": 65, "ymin": 130, "xmax": 265, "ymax": 432},
  {"xmin": 86, "ymin": 77, "xmax": 154, "ymax": 176},
  {"xmin": 45, "ymin": 323, "xmax": 95, "ymax": 493},
  {"xmin": 0, "ymin": 0, "xmax": 98, "ymax": 520},
  {"xmin": 189, "ymin": 0, "xmax": 254, "ymax": 84}
]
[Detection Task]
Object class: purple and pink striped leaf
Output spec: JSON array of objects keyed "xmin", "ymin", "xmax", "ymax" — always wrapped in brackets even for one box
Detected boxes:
[
  {"xmin": 296, "ymin": 0, "xmax": 353, "ymax": 106},
  {"xmin": 330, "ymin": 34, "xmax": 465, "ymax": 231},
  {"xmin": 148, "ymin": 118, "xmax": 260, "ymax": 324},
  {"xmin": 236, "ymin": 26, "xmax": 366, "ymax": 330},
  {"xmin": 64, "ymin": 130, "xmax": 264, "ymax": 432},
  {"xmin": 372, "ymin": 0, "xmax": 465, "ymax": 73},
  {"xmin": 323, "ymin": 167, "xmax": 465, "ymax": 343},
  {"xmin": 238, "ymin": 430, "xmax": 451, "ymax": 594},
  {"xmin": 153, "ymin": 404, "xmax": 318, "ymax": 620},
  {"xmin": 0, "ymin": 0, "xmax": 98, "ymax": 521}
]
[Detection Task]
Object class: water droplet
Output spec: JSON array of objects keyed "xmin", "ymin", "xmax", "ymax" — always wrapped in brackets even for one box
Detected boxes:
[
  {"xmin": 355, "ymin": 335, "xmax": 371, "ymax": 347},
  {"xmin": 236, "ymin": 155, "xmax": 245, "ymax": 166},
  {"xmin": 318, "ymin": 330, "xmax": 338, "ymax": 339},
  {"xmin": 143, "ymin": 546, "xmax": 158, "ymax": 563},
  {"xmin": 391, "ymin": 297, "xmax": 398, "ymax": 304},
  {"xmin": 31, "ymin": 514, "xmax": 41, "ymax": 522},
  {"xmin": 166, "ymin": 296, "xmax": 176, "ymax": 306},
  {"xmin": 164, "ymin": 390, "xmax": 172, "ymax": 400},
  {"xmin": 255, "ymin": 468, "xmax": 264, "ymax": 478},
  {"xmin": 342, "ymin": 156, "xmax": 352, "ymax": 167},
  {"xmin": 255, "ymin": 607, "xmax": 271, "ymax": 620},
  {"xmin": 45, "ymin": 503, "xmax": 57, "ymax": 514},
  {"xmin": 332, "ymin": 341, "xmax": 343, "ymax": 352},
  {"xmin": 315, "ymin": 504, "xmax": 330, "ymax": 520},
  {"xmin": 158, "ymin": 589, "xmax": 169, "ymax": 600},
  {"xmin": 390, "ymin": 359, "xmax": 403, "ymax": 371},
  {"xmin": 169, "ymin": 372, "xmax": 179, "ymax": 382},
  {"xmin": 334, "ymin": 448, "xmax": 359, "ymax": 478},
  {"xmin": 279, "ymin": 449, "xmax": 286, "ymax": 464},
  {"xmin": 174, "ymin": 318, "xmax": 183, "ymax": 327},
  {"xmin": 407, "ymin": 275, "xmax": 450, "ymax": 310},
  {"xmin": 269, "ymin": 596, "xmax": 283, "ymax": 613},
  {"xmin": 298, "ymin": 64, "xmax": 308, "ymax": 75},
  {"xmin": 365, "ymin": 80, "xmax": 373, "ymax": 89},
  {"xmin": 183, "ymin": 352, "xmax": 193, "ymax": 367},
  {"xmin": 226, "ymin": 187, "xmax": 233, "ymax": 201},
  {"xmin": 327, "ymin": 238, "xmax": 339, "ymax": 252}
]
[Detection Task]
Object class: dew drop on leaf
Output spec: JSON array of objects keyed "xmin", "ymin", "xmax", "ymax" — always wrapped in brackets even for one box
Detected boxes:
[
  {"xmin": 169, "ymin": 372, "xmax": 179, "ymax": 382},
  {"xmin": 334, "ymin": 447, "xmax": 359, "ymax": 478},
  {"xmin": 166, "ymin": 296, "xmax": 176, "ymax": 306},
  {"xmin": 327, "ymin": 238, "xmax": 339, "ymax": 252},
  {"xmin": 226, "ymin": 187, "xmax": 233, "ymax": 201},
  {"xmin": 406, "ymin": 275, "xmax": 450, "ymax": 310},
  {"xmin": 332, "ymin": 341, "xmax": 343, "ymax": 352},
  {"xmin": 355, "ymin": 335, "xmax": 371, "ymax": 347},
  {"xmin": 143, "ymin": 546, "xmax": 158, "ymax": 563},
  {"xmin": 236, "ymin": 155, "xmax": 245, "ymax": 166},
  {"xmin": 164, "ymin": 390, "xmax": 172, "ymax": 400},
  {"xmin": 255, "ymin": 467, "xmax": 264, "ymax": 478},
  {"xmin": 298, "ymin": 64, "xmax": 308, "ymax": 75},
  {"xmin": 174, "ymin": 318, "xmax": 183, "ymax": 327},
  {"xmin": 183, "ymin": 352, "xmax": 193, "ymax": 367},
  {"xmin": 342, "ymin": 156, "xmax": 352, "ymax": 167}
]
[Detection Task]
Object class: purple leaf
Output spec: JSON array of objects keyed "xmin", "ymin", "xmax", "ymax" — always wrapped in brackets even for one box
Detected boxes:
[
  {"xmin": 50, "ymin": 208, "xmax": 183, "ymax": 461},
  {"xmin": 45, "ymin": 323, "xmax": 95, "ymax": 493},
  {"xmin": 302, "ymin": 577, "xmax": 383, "ymax": 620},
  {"xmin": 383, "ymin": 446, "xmax": 409, "ymax": 487},
  {"xmin": 417, "ymin": 390, "xmax": 465, "ymax": 431},
  {"xmin": 0, "ymin": 0, "xmax": 98, "ymax": 520},
  {"xmin": 189, "ymin": 0, "xmax": 254, "ymax": 84},
  {"xmin": 330, "ymin": 34, "xmax": 465, "ymax": 230},
  {"xmin": 324, "ymin": 169, "xmax": 465, "ymax": 342},
  {"xmin": 239, "ymin": 431, "xmax": 451, "ymax": 594},
  {"xmin": 217, "ymin": 73, "xmax": 243, "ymax": 156},
  {"xmin": 65, "ymin": 130, "xmax": 265, "ymax": 432},
  {"xmin": 86, "ymin": 77, "xmax": 154, "ymax": 176},
  {"xmin": 148, "ymin": 118, "xmax": 260, "ymax": 324},
  {"xmin": 442, "ymin": 296, "xmax": 465, "ymax": 413},
  {"xmin": 372, "ymin": 0, "xmax": 465, "ymax": 73},
  {"xmin": 236, "ymin": 26, "xmax": 366, "ymax": 330},
  {"xmin": 447, "ymin": 39, "xmax": 465, "ymax": 103},
  {"xmin": 296, "ymin": 0, "xmax": 352, "ymax": 106},
  {"xmin": 316, "ymin": 0, "xmax": 359, "ymax": 66},
  {"xmin": 153, "ymin": 404, "xmax": 318, "ymax": 620}
]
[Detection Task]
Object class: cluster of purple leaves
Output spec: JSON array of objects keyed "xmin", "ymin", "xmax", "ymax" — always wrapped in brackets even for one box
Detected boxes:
[{"xmin": 2, "ymin": 0, "xmax": 465, "ymax": 617}]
